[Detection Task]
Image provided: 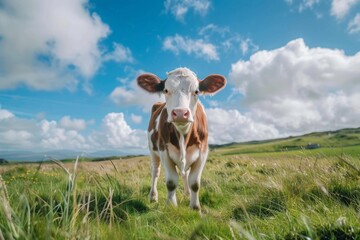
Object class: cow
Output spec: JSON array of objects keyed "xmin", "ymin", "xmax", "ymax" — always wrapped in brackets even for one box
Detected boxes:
[{"xmin": 137, "ymin": 67, "xmax": 226, "ymax": 210}]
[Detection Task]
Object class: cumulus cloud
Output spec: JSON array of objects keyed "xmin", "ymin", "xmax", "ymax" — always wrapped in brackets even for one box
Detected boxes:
[
  {"xmin": 131, "ymin": 114, "xmax": 143, "ymax": 124},
  {"xmin": 229, "ymin": 38, "xmax": 360, "ymax": 136},
  {"xmin": 0, "ymin": 0, "xmax": 134, "ymax": 92},
  {"xmin": 89, "ymin": 113, "xmax": 147, "ymax": 149},
  {"xmin": 0, "ymin": 108, "xmax": 147, "ymax": 152},
  {"xmin": 40, "ymin": 120, "xmax": 89, "ymax": 150},
  {"xmin": 199, "ymin": 24, "xmax": 258, "ymax": 56},
  {"xmin": 164, "ymin": 0, "xmax": 211, "ymax": 22},
  {"xmin": 0, "ymin": 130, "xmax": 34, "ymax": 150},
  {"xmin": 286, "ymin": 0, "xmax": 360, "ymax": 20},
  {"xmin": 331, "ymin": 0, "xmax": 360, "ymax": 19},
  {"xmin": 162, "ymin": 24, "xmax": 257, "ymax": 61},
  {"xmin": 110, "ymin": 73, "xmax": 164, "ymax": 111},
  {"xmin": 0, "ymin": 109, "xmax": 14, "ymax": 120},
  {"xmin": 348, "ymin": 13, "xmax": 360, "ymax": 33},
  {"xmin": 0, "ymin": 0, "xmax": 111, "ymax": 91},
  {"xmin": 163, "ymin": 34, "xmax": 219, "ymax": 61},
  {"xmin": 207, "ymin": 108, "xmax": 279, "ymax": 144},
  {"xmin": 104, "ymin": 42, "xmax": 135, "ymax": 63},
  {"xmin": 0, "ymin": 116, "xmax": 40, "ymax": 150},
  {"xmin": 59, "ymin": 116, "xmax": 87, "ymax": 131}
]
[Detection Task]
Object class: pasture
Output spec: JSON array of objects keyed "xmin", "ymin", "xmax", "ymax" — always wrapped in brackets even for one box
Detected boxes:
[{"xmin": 1, "ymin": 129, "xmax": 360, "ymax": 239}]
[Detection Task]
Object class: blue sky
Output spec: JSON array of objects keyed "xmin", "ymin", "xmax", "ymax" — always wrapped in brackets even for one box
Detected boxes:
[{"xmin": 1, "ymin": 0, "xmax": 360, "ymax": 154}]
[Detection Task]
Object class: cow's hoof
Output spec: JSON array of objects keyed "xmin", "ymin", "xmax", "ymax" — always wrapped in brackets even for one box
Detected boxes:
[
  {"xmin": 149, "ymin": 191, "xmax": 158, "ymax": 203},
  {"xmin": 150, "ymin": 197, "xmax": 158, "ymax": 203},
  {"xmin": 191, "ymin": 205, "xmax": 201, "ymax": 211}
]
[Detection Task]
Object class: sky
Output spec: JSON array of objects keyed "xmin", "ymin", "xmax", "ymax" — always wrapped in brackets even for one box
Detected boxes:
[{"xmin": 0, "ymin": 0, "xmax": 360, "ymax": 154}]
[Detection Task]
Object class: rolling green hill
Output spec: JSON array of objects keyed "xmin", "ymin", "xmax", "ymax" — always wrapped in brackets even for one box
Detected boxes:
[{"xmin": 211, "ymin": 127, "xmax": 360, "ymax": 156}]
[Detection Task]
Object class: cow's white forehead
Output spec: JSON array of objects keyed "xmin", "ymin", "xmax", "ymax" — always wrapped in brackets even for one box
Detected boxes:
[{"xmin": 165, "ymin": 67, "xmax": 198, "ymax": 91}]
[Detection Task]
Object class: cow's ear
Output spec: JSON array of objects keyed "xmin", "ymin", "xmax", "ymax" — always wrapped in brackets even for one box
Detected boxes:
[
  {"xmin": 137, "ymin": 73, "xmax": 165, "ymax": 93},
  {"xmin": 199, "ymin": 74, "xmax": 226, "ymax": 94}
]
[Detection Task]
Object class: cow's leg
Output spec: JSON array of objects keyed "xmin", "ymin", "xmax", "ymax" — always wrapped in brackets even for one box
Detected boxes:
[
  {"xmin": 149, "ymin": 152, "xmax": 161, "ymax": 202},
  {"xmin": 161, "ymin": 152, "xmax": 179, "ymax": 206},
  {"xmin": 182, "ymin": 170, "xmax": 190, "ymax": 195},
  {"xmin": 188, "ymin": 150, "xmax": 208, "ymax": 210}
]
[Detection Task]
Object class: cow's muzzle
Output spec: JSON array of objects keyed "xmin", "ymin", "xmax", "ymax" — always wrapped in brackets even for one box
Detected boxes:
[{"xmin": 171, "ymin": 108, "xmax": 192, "ymax": 123}]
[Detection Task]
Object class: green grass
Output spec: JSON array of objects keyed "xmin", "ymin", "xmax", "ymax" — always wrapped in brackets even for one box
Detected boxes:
[{"xmin": 1, "ymin": 128, "xmax": 360, "ymax": 239}]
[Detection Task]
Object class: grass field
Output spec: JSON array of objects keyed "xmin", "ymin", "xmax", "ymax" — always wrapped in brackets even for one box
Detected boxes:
[{"xmin": 1, "ymin": 128, "xmax": 360, "ymax": 239}]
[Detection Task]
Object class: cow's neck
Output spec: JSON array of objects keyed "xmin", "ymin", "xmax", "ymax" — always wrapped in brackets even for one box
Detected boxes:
[
  {"xmin": 172, "ymin": 122, "xmax": 192, "ymax": 175},
  {"xmin": 173, "ymin": 122, "xmax": 192, "ymax": 136}
]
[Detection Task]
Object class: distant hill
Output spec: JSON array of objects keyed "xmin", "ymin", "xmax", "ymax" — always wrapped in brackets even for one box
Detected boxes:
[
  {"xmin": 210, "ymin": 127, "xmax": 360, "ymax": 155},
  {"xmin": 0, "ymin": 158, "xmax": 9, "ymax": 165},
  {"xmin": 0, "ymin": 149, "xmax": 129, "ymax": 162}
]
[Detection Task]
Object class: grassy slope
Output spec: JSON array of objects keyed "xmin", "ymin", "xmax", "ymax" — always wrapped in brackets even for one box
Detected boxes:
[
  {"xmin": 1, "ymin": 128, "xmax": 360, "ymax": 239},
  {"xmin": 212, "ymin": 127, "xmax": 360, "ymax": 155}
]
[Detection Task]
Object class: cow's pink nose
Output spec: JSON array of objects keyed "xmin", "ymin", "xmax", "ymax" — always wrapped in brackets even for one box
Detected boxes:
[{"xmin": 171, "ymin": 108, "xmax": 190, "ymax": 122}]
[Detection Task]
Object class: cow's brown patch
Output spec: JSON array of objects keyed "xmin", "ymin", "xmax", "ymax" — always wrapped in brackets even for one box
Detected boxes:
[
  {"xmin": 148, "ymin": 102, "xmax": 166, "ymax": 151},
  {"xmin": 185, "ymin": 103, "xmax": 208, "ymax": 152},
  {"xmin": 150, "ymin": 131, "xmax": 159, "ymax": 151},
  {"xmin": 148, "ymin": 102, "xmax": 165, "ymax": 132},
  {"xmin": 158, "ymin": 109, "xmax": 180, "ymax": 151}
]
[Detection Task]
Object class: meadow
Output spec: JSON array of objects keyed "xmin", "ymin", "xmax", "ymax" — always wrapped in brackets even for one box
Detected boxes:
[{"xmin": 1, "ymin": 128, "xmax": 360, "ymax": 239}]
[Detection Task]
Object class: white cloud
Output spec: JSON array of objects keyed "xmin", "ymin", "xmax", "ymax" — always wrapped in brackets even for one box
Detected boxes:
[
  {"xmin": 207, "ymin": 108, "xmax": 279, "ymax": 144},
  {"xmin": 59, "ymin": 116, "xmax": 87, "ymax": 131},
  {"xmin": 104, "ymin": 42, "xmax": 134, "ymax": 63},
  {"xmin": 299, "ymin": 0, "xmax": 320, "ymax": 12},
  {"xmin": 348, "ymin": 13, "xmax": 360, "ymax": 33},
  {"xmin": 331, "ymin": 0, "xmax": 360, "ymax": 19},
  {"xmin": 163, "ymin": 34, "xmax": 219, "ymax": 61},
  {"xmin": 0, "ymin": 109, "xmax": 14, "ymax": 120},
  {"xmin": 239, "ymin": 38, "xmax": 259, "ymax": 55},
  {"xmin": 131, "ymin": 114, "xmax": 142, "ymax": 124},
  {"xmin": 0, "ymin": 0, "xmax": 133, "ymax": 92},
  {"xmin": 162, "ymin": 25, "xmax": 257, "ymax": 60},
  {"xmin": 89, "ymin": 113, "xmax": 146, "ymax": 149},
  {"xmin": 198, "ymin": 24, "xmax": 229, "ymax": 38},
  {"xmin": 198, "ymin": 24, "xmax": 259, "ymax": 56},
  {"xmin": 0, "ymin": 108, "xmax": 147, "ymax": 152},
  {"xmin": 0, "ymin": 0, "xmax": 110, "ymax": 90},
  {"xmin": 0, "ymin": 116, "xmax": 40, "ymax": 149},
  {"xmin": 40, "ymin": 120, "xmax": 89, "ymax": 150},
  {"xmin": 110, "ymin": 76, "xmax": 164, "ymax": 111},
  {"xmin": 165, "ymin": 0, "xmax": 211, "ymax": 22},
  {"xmin": 287, "ymin": 0, "xmax": 360, "ymax": 24},
  {"xmin": 229, "ymin": 38, "xmax": 360, "ymax": 136},
  {"xmin": 285, "ymin": 0, "xmax": 321, "ymax": 14},
  {"xmin": 0, "ymin": 130, "xmax": 34, "ymax": 149}
]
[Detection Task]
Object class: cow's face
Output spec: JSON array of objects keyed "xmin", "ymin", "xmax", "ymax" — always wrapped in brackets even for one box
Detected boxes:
[
  {"xmin": 163, "ymin": 68, "xmax": 199, "ymax": 124},
  {"xmin": 137, "ymin": 67, "xmax": 226, "ymax": 128}
]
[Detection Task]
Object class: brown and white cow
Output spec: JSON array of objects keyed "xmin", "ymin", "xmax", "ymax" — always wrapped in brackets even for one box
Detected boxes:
[{"xmin": 137, "ymin": 68, "xmax": 226, "ymax": 210}]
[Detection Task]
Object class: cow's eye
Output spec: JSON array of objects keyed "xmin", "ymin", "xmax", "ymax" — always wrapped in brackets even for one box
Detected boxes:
[
  {"xmin": 164, "ymin": 89, "xmax": 168, "ymax": 94},
  {"xmin": 194, "ymin": 90, "xmax": 199, "ymax": 95}
]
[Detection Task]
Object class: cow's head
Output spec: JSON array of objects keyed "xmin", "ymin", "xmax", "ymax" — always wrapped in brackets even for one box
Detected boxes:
[{"xmin": 137, "ymin": 68, "xmax": 226, "ymax": 130}]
